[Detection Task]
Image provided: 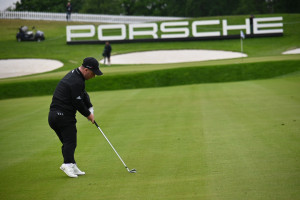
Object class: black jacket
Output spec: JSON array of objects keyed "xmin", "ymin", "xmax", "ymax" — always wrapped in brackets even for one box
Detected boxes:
[
  {"xmin": 50, "ymin": 68, "xmax": 92, "ymax": 117},
  {"xmin": 66, "ymin": 5, "xmax": 72, "ymax": 13},
  {"xmin": 104, "ymin": 44, "xmax": 112, "ymax": 55}
]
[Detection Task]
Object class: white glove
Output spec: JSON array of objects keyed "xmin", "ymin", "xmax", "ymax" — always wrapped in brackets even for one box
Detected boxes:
[{"xmin": 89, "ymin": 107, "xmax": 94, "ymax": 114}]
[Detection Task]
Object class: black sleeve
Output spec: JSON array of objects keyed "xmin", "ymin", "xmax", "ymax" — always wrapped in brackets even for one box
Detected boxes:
[
  {"xmin": 70, "ymin": 83, "xmax": 91, "ymax": 117},
  {"xmin": 83, "ymin": 90, "xmax": 93, "ymax": 108}
]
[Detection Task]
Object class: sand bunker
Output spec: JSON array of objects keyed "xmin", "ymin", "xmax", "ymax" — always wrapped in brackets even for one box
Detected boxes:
[
  {"xmin": 101, "ymin": 50, "xmax": 247, "ymax": 64},
  {"xmin": 0, "ymin": 59, "xmax": 63, "ymax": 79},
  {"xmin": 282, "ymin": 48, "xmax": 300, "ymax": 55},
  {"xmin": 1, "ymin": 50, "xmax": 247, "ymax": 78}
]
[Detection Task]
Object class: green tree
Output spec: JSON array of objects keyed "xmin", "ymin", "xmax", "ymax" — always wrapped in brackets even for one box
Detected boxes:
[
  {"xmin": 13, "ymin": 0, "xmax": 300, "ymax": 16},
  {"xmin": 15, "ymin": 0, "xmax": 84, "ymax": 13},
  {"xmin": 121, "ymin": 0, "xmax": 136, "ymax": 15},
  {"xmin": 234, "ymin": 0, "xmax": 268, "ymax": 14},
  {"xmin": 273, "ymin": 0, "xmax": 300, "ymax": 13},
  {"xmin": 121, "ymin": 0, "xmax": 168, "ymax": 16},
  {"xmin": 80, "ymin": 0, "xmax": 122, "ymax": 14},
  {"xmin": 163, "ymin": 0, "xmax": 186, "ymax": 17}
]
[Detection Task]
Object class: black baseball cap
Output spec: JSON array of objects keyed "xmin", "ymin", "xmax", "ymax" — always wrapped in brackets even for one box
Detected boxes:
[{"xmin": 82, "ymin": 57, "xmax": 103, "ymax": 76}]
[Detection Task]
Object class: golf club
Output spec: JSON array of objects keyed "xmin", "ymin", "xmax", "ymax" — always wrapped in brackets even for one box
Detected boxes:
[{"xmin": 94, "ymin": 120, "xmax": 136, "ymax": 173}]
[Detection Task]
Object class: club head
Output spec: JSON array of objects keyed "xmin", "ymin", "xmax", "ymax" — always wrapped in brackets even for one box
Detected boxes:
[{"xmin": 129, "ymin": 168, "xmax": 137, "ymax": 173}]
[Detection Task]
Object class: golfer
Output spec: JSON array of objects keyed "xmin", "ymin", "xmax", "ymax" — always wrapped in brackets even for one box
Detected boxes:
[{"xmin": 48, "ymin": 57, "xmax": 102, "ymax": 178}]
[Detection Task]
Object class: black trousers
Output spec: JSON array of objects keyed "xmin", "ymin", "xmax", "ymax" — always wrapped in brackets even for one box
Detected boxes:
[{"xmin": 48, "ymin": 111, "xmax": 77, "ymax": 164}]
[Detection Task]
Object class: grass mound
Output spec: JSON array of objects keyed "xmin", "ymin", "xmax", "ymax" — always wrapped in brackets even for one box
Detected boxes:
[{"xmin": 0, "ymin": 60, "xmax": 299, "ymax": 99}]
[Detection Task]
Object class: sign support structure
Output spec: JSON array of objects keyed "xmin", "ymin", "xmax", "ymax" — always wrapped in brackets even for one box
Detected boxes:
[
  {"xmin": 240, "ymin": 30, "xmax": 245, "ymax": 53},
  {"xmin": 240, "ymin": 30, "xmax": 245, "ymax": 62}
]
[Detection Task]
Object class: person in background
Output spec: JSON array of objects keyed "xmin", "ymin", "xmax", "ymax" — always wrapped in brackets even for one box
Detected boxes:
[
  {"xmin": 66, "ymin": 1, "xmax": 72, "ymax": 21},
  {"xmin": 102, "ymin": 41, "xmax": 112, "ymax": 65}
]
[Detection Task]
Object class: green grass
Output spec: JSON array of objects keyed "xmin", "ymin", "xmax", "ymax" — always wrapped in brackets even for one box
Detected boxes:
[
  {"xmin": 0, "ymin": 13, "xmax": 299, "ymax": 200},
  {"xmin": 1, "ymin": 60, "xmax": 300, "ymax": 99},
  {"xmin": 0, "ymin": 14, "xmax": 299, "ymax": 99},
  {"xmin": 0, "ymin": 13, "xmax": 299, "ymax": 71},
  {"xmin": 0, "ymin": 74, "xmax": 299, "ymax": 200}
]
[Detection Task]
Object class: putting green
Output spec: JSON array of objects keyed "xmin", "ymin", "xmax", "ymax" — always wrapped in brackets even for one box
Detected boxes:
[{"xmin": 0, "ymin": 73, "xmax": 299, "ymax": 200}]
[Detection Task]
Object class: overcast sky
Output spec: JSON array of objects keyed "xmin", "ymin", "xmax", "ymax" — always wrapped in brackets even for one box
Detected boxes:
[{"xmin": 0, "ymin": 0, "xmax": 20, "ymax": 11}]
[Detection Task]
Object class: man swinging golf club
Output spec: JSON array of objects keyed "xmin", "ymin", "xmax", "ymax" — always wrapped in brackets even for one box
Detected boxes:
[{"xmin": 48, "ymin": 57, "xmax": 102, "ymax": 178}]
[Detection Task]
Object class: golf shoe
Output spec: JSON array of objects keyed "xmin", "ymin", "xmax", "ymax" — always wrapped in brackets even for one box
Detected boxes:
[
  {"xmin": 60, "ymin": 163, "xmax": 78, "ymax": 178},
  {"xmin": 73, "ymin": 164, "xmax": 86, "ymax": 175}
]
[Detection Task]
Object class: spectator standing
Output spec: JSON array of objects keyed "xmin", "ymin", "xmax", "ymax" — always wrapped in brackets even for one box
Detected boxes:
[
  {"xmin": 102, "ymin": 41, "xmax": 112, "ymax": 65},
  {"xmin": 66, "ymin": 2, "xmax": 72, "ymax": 21}
]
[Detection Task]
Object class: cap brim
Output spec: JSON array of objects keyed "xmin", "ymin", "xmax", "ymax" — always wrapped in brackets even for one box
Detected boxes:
[{"xmin": 92, "ymin": 68, "xmax": 103, "ymax": 76}]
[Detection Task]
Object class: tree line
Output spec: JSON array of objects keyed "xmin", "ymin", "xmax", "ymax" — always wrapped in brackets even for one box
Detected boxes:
[{"xmin": 14, "ymin": 0, "xmax": 299, "ymax": 17}]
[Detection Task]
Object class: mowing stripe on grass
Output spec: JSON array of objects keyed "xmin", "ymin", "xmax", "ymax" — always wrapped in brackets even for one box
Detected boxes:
[{"xmin": 0, "ymin": 74, "xmax": 299, "ymax": 200}]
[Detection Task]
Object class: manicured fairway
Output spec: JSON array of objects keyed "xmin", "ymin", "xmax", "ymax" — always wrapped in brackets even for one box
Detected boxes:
[{"xmin": 0, "ymin": 74, "xmax": 299, "ymax": 200}]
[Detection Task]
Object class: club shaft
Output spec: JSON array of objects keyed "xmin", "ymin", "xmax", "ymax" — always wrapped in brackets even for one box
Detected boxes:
[{"xmin": 94, "ymin": 121, "xmax": 128, "ymax": 169}]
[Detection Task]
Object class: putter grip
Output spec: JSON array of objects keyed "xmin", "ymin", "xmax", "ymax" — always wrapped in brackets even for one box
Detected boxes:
[{"xmin": 94, "ymin": 120, "xmax": 99, "ymax": 127}]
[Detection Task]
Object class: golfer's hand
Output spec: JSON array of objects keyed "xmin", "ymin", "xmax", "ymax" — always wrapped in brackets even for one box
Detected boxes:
[{"xmin": 87, "ymin": 113, "xmax": 95, "ymax": 124}]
